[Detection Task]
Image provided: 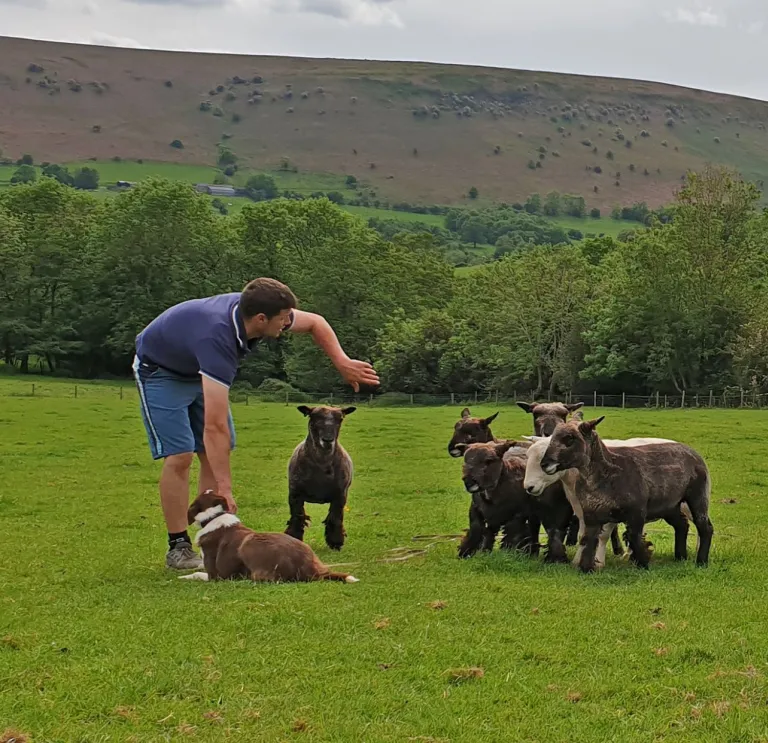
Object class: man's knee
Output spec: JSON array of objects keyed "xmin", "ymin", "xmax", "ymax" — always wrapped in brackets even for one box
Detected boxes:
[{"xmin": 163, "ymin": 452, "xmax": 194, "ymax": 475}]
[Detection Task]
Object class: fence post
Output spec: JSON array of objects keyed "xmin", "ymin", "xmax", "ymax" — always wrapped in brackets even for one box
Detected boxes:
[
  {"xmin": 245, "ymin": 393, "xmax": 249, "ymax": 406},
  {"xmin": 474, "ymin": 390, "xmax": 478, "ymax": 404},
  {"xmin": 664, "ymin": 394, "xmax": 667, "ymax": 408},
  {"xmin": 32, "ymin": 383, "xmax": 35, "ymax": 397},
  {"xmin": 656, "ymin": 391, "xmax": 659, "ymax": 409},
  {"xmin": 451, "ymin": 392, "xmax": 455, "ymax": 405},
  {"xmin": 695, "ymin": 394, "xmax": 698, "ymax": 408},
  {"xmin": 681, "ymin": 390, "xmax": 685, "ymax": 408},
  {"xmin": 709, "ymin": 390, "xmax": 713, "ymax": 408},
  {"xmin": 593, "ymin": 390, "xmax": 597, "ymax": 408},
  {"xmin": 369, "ymin": 393, "xmax": 373, "ymax": 405},
  {"xmin": 410, "ymin": 393, "xmax": 414, "ymax": 405},
  {"xmin": 75, "ymin": 385, "xmax": 78, "ymax": 399},
  {"xmin": 120, "ymin": 386, "xmax": 123, "ymax": 400},
  {"xmin": 285, "ymin": 390, "xmax": 289, "ymax": 406},
  {"xmin": 601, "ymin": 395, "xmax": 604, "ymax": 407},
  {"xmin": 329, "ymin": 392, "xmax": 334, "ymax": 405},
  {"xmin": 622, "ymin": 392, "xmax": 625, "ymax": 409}
]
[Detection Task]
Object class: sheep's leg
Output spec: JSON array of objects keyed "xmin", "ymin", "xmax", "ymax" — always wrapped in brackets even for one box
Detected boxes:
[
  {"xmin": 458, "ymin": 502, "xmax": 488, "ymax": 558},
  {"xmin": 500, "ymin": 515, "xmax": 528, "ymax": 553},
  {"xmin": 565, "ymin": 515, "xmax": 580, "ymax": 546},
  {"xmin": 285, "ymin": 491, "xmax": 310, "ymax": 542},
  {"xmin": 543, "ymin": 523, "xmax": 568, "ymax": 564},
  {"xmin": 610, "ymin": 527, "xmax": 625, "ymax": 556},
  {"xmin": 323, "ymin": 493, "xmax": 347, "ymax": 551},
  {"xmin": 577, "ymin": 521, "xmax": 602, "ymax": 573},
  {"xmin": 524, "ymin": 514, "xmax": 541, "ymax": 558},
  {"xmin": 625, "ymin": 514, "xmax": 651, "ymax": 569},
  {"xmin": 663, "ymin": 507, "xmax": 690, "ymax": 561},
  {"xmin": 685, "ymin": 476, "xmax": 714, "ymax": 566}
]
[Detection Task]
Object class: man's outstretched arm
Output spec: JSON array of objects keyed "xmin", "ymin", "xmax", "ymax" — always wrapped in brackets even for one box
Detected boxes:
[{"xmin": 288, "ymin": 309, "xmax": 380, "ymax": 392}]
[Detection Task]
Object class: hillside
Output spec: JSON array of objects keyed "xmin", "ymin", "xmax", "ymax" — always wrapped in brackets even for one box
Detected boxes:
[{"xmin": 3, "ymin": 35, "xmax": 768, "ymax": 209}]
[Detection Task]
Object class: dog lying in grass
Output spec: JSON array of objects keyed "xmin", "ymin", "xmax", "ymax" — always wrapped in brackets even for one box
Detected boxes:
[{"xmin": 178, "ymin": 489, "xmax": 360, "ymax": 584}]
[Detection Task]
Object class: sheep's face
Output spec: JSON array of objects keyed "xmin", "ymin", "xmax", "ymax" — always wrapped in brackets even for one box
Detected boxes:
[
  {"xmin": 448, "ymin": 408, "xmax": 498, "ymax": 457},
  {"xmin": 523, "ymin": 437, "xmax": 562, "ymax": 496},
  {"xmin": 454, "ymin": 441, "xmax": 518, "ymax": 493},
  {"xmin": 540, "ymin": 417, "xmax": 604, "ymax": 474},
  {"xmin": 517, "ymin": 401, "xmax": 584, "ymax": 437},
  {"xmin": 298, "ymin": 405, "xmax": 356, "ymax": 452}
]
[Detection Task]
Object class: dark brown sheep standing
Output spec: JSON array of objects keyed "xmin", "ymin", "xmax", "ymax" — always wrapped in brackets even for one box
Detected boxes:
[
  {"xmin": 454, "ymin": 440, "xmax": 573, "ymax": 562},
  {"xmin": 285, "ymin": 405, "xmax": 355, "ymax": 551}
]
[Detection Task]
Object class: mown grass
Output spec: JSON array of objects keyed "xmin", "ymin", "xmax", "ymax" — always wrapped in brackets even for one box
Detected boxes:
[{"xmin": 0, "ymin": 375, "xmax": 765, "ymax": 742}]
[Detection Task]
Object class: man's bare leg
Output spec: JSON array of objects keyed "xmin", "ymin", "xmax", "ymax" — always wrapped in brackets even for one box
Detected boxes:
[
  {"xmin": 197, "ymin": 452, "xmax": 217, "ymax": 497},
  {"xmin": 160, "ymin": 452, "xmax": 203, "ymax": 569}
]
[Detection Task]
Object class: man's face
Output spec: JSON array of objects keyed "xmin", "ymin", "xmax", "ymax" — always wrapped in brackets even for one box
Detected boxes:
[{"xmin": 260, "ymin": 309, "xmax": 293, "ymax": 338}]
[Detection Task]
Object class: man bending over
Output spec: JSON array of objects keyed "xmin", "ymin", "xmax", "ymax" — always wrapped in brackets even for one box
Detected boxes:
[{"xmin": 133, "ymin": 277, "xmax": 379, "ymax": 569}]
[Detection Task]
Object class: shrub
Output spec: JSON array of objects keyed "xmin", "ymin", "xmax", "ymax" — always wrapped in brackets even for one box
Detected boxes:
[
  {"xmin": 68, "ymin": 79, "xmax": 82, "ymax": 92},
  {"xmin": 640, "ymin": 130, "xmax": 650, "ymax": 138},
  {"xmin": 216, "ymin": 85, "xmax": 225, "ymax": 93},
  {"xmin": 666, "ymin": 117, "xmax": 675, "ymax": 127},
  {"xmin": 590, "ymin": 208, "xmax": 601, "ymax": 218},
  {"xmin": 232, "ymin": 112, "xmax": 241, "ymax": 123},
  {"xmin": 552, "ymin": 150, "xmax": 560, "ymax": 157},
  {"xmin": 252, "ymin": 75, "xmax": 264, "ymax": 84},
  {"xmin": 301, "ymin": 91, "xmax": 309, "ymax": 99},
  {"xmin": 527, "ymin": 160, "xmax": 537, "ymax": 170},
  {"xmin": 327, "ymin": 191, "xmax": 345, "ymax": 204},
  {"xmin": 164, "ymin": 80, "xmax": 173, "ymax": 88},
  {"xmin": 212, "ymin": 106, "xmax": 224, "ymax": 117},
  {"xmin": 92, "ymin": 125, "xmax": 101, "ymax": 133},
  {"xmin": 199, "ymin": 100, "xmax": 213, "ymax": 111},
  {"xmin": 594, "ymin": 165, "xmax": 603, "ymax": 174},
  {"xmin": 538, "ymin": 145, "xmax": 547, "ymax": 154},
  {"xmin": 629, "ymin": 163, "xmax": 636, "ymax": 171},
  {"xmin": 11, "ymin": 165, "xmax": 37, "ymax": 184},
  {"xmin": 223, "ymin": 165, "xmax": 236, "ymax": 177},
  {"xmin": 246, "ymin": 173, "xmax": 278, "ymax": 200},
  {"xmin": 18, "ymin": 154, "xmax": 34, "ymax": 166},
  {"xmin": 468, "ymin": 186, "xmax": 479, "ymax": 199},
  {"xmin": 625, "ymin": 140, "xmax": 632, "ymax": 148},
  {"xmin": 225, "ymin": 91, "xmax": 236, "ymax": 102},
  {"xmin": 170, "ymin": 139, "xmax": 184, "ymax": 149},
  {"xmin": 345, "ymin": 175, "xmax": 358, "ymax": 188},
  {"xmin": 606, "ymin": 150, "xmax": 614, "ymax": 160},
  {"xmin": 72, "ymin": 166, "xmax": 100, "ymax": 190},
  {"xmin": 581, "ymin": 139, "xmax": 592, "ymax": 147},
  {"xmin": 350, "ymin": 96, "xmax": 358, "ymax": 104},
  {"xmin": 714, "ymin": 137, "xmax": 720, "ymax": 143},
  {"xmin": 286, "ymin": 107, "xmax": 294, "ymax": 113}
]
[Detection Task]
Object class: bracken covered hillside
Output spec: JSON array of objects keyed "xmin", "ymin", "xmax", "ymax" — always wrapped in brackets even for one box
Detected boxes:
[{"xmin": 3, "ymin": 34, "xmax": 768, "ymax": 208}]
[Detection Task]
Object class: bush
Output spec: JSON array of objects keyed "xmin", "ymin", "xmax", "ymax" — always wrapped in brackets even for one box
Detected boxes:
[
  {"xmin": 245, "ymin": 173, "xmax": 278, "ymax": 200},
  {"xmin": 345, "ymin": 175, "xmax": 358, "ymax": 188},
  {"xmin": 92, "ymin": 125, "xmax": 101, "ymax": 133},
  {"xmin": 666, "ymin": 118, "xmax": 675, "ymax": 128},
  {"xmin": 527, "ymin": 160, "xmax": 537, "ymax": 170},
  {"xmin": 10, "ymin": 165, "xmax": 37, "ymax": 185},
  {"xmin": 18, "ymin": 154, "xmax": 34, "ymax": 166},
  {"xmin": 714, "ymin": 137, "xmax": 721, "ymax": 143},
  {"xmin": 606, "ymin": 150, "xmax": 614, "ymax": 160},
  {"xmin": 212, "ymin": 106, "xmax": 224, "ymax": 117},
  {"xmin": 232, "ymin": 112, "xmax": 241, "ymax": 123},
  {"xmin": 326, "ymin": 191, "xmax": 345, "ymax": 204},
  {"xmin": 27, "ymin": 63, "xmax": 44, "ymax": 73},
  {"xmin": 468, "ymin": 186, "xmax": 479, "ymax": 199},
  {"xmin": 199, "ymin": 100, "xmax": 213, "ymax": 112},
  {"xmin": 254, "ymin": 378, "xmax": 310, "ymax": 403},
  {"xmin": 164, "ymin": 80, "xmax": 173, "ymax": 88},
  {"xmin": 170, "ymin": 139, "xmax": 184, "ymax": 149},
  {"xmin": 223, "ymin": 165, "xmax": 236, "ymax": 177},
  {"xmin": 590, "ymin": 207, "xmax": 601, "ymax": 218},
  {"xmin": 594, "ymin": 165, "xmax": 603, "ymax": 174},
  {"xmin": 73, "ymin": 167, "xmax": 100, "ymax": 190}
]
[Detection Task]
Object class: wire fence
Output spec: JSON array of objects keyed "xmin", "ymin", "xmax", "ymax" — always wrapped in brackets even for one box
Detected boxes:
[{"xmin": 2, "ymin": 378, "xmax": 768, "ymax": 410}]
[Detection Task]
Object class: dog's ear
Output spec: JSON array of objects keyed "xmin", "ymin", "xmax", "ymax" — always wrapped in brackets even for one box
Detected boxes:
[
  {"xmin": 341, "ymin": 406, "xmax": 357, "ymax": 416},
  {"xmin": 187, "ymin": 498, "xmax": 203, "ymax": 526},
  {"xmin": 297, "ymin": 405, "xmax": 313, "ymax": 417}
]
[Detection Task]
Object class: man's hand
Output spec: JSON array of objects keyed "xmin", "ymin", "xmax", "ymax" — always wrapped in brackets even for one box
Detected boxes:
[
  {"xmin": 336, "ymin": 357, "xmax": 380, "ymax": 392},
  {"xmin": 217, "ymin": 488, "xmax": 238, "ymax": 515}
]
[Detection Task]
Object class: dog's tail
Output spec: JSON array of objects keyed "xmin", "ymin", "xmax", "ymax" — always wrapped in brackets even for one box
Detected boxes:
[{"xmin": 323, "ymin": 571, "xmax": 360, "ymax": 583}]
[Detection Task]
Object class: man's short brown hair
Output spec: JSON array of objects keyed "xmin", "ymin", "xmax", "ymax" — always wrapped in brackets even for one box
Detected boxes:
[{"xmin": 240, "ymin": 278, "xmax": 298, "ymax": 319}]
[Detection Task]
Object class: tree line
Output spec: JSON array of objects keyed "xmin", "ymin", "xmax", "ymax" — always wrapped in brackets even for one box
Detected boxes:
[{"xmin": 1, "ymin": 166, "xmax": 766, "ymax": 397}]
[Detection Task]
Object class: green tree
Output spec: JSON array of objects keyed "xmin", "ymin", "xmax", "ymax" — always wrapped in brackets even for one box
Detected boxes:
[
  {"xmin": 73, "ymin": 167, "xmax": 100, "ymax": 190},
  {"xmin": 245, "ymin": 173, "xmax": 278, "ymax": 201},
  {"xmin": 11, "ymin": 165, "xmax": 37, "ymax": 185},
  {"xmin": 543, "ymin": 191, "xmax": 561, "ymax": 217}
]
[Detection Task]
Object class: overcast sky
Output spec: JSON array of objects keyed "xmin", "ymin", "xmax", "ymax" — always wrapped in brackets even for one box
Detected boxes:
[{"xmin": 2, "ymin": 0, "xmax": 767, "ymax": 101}]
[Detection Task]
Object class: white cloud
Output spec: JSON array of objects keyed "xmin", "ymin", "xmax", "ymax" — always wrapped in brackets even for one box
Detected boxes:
[
  {"xmin": 665, "ymin": 6, "xmax": 726, "ymax": 27},
  {"xmin": 89, "ymin": 31, "xmax": 147, "ymax": 48},
  {"xmin": 274, "ymin": 0, "xmax": 403, "ymax": 27}
]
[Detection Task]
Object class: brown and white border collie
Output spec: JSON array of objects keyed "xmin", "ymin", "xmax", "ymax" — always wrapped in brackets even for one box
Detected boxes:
[{"xmin": 178, "ymin": 490, "xmax": 360, "ymax": 584}]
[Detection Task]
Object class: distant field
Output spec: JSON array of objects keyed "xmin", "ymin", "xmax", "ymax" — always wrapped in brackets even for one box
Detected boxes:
[
  {"xmin": 551, "ymin": 214, "xmax": 640, "ymax": 238},
  {"xmin": 1, "ymin": 374, "xmax": 765, "ymax": 742}
]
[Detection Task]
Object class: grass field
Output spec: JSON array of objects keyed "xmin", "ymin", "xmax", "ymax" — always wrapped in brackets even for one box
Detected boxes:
[{"xmin": 1, "ymin": 375, "xmax": 766, "ymax": 742}]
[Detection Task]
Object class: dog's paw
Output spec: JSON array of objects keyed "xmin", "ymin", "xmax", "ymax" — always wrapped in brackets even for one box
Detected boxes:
[
  {"xmin": 345, "ymin": 575, "xmax": 360, "ymax": 583},
  {"xmin": 178, "ymin": 571, "xmax": 209, "ymax": 581}
]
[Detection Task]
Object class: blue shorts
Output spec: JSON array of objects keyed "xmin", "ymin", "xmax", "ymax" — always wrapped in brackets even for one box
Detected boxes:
[{"xmin": 132, "ymin": 355, "xmax": 236, "ymax": 460}]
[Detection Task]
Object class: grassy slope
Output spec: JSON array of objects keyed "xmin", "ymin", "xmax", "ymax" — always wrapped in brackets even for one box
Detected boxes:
[
  {"xmin": 1, "ymin": 376, "xmax": 765, "ymax": 742},
  {"xmin": 3, "ymin": 35, "xmax": 768, "ymax": 210}
]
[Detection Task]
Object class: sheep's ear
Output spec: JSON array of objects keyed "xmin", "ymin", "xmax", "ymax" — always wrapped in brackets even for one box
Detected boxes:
[
  {"xmin": 460, "ymin": 407, "xmax": 472, "ymax": 419},
  {"xmin": 579, "ymin": 416, "xmax": 605, "ymax": 436},
  {"xmin": 566, "ymin": 402, "xmax": 585, "ymax": 413},
  {"xmin": 481, "ymin": 412, "xmax": 499, "ymax": 427},
  {"xmin": 453, "ymin": 443, "xmax": 469, "ymax": 457},
  {"xmin": 517, "ymin": 402, "xmax": 534, "ymax": 414},
  {"xmin": 341, "ymin": 406, "xmax": 356, "ymax": 416},
  {"xmin": 297, "ymin": 405, "xmax": 313, "ymax": 417},
  {"xmin": 494, "ymin": 440, "xmax": 521, "ymax": 458}
]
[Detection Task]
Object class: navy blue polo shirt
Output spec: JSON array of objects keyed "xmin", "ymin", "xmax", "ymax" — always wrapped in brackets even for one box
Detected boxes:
[{"xmin": 135, "ymin": 293, "xmax": 293, "ymax": 388}]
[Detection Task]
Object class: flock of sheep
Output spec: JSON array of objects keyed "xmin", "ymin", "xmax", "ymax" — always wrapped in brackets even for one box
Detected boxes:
[
  {"xmin": 283, "ymin": 401, "xmax": 714, "ymax": 574},
  {"xmin": 447, "ymin": 403, "xmax": 714, "ymax": 572}
]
